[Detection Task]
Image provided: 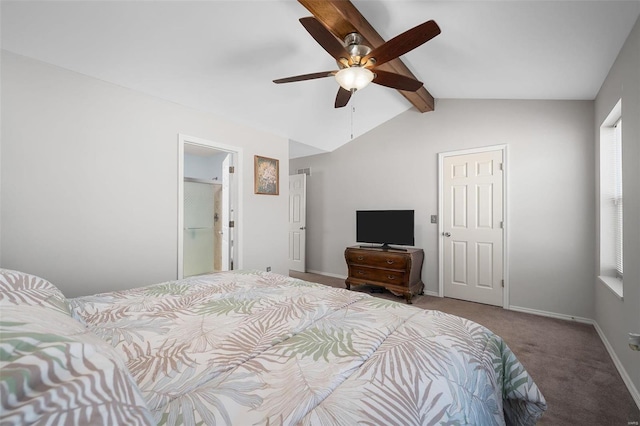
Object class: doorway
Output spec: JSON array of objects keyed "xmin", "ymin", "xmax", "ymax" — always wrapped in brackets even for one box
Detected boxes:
[
  {"xmin": 438, "ymin": 145, "xmax": 507, "ymax": 307},
  {"xmin": 178, "ymin": 134, "xmax": 243, "ymax": 279}
]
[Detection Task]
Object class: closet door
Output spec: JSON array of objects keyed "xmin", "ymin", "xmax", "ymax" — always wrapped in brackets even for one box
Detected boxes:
[{"xmin": 442, "ymin": 149, "xmax": 504, "ymax": 306}]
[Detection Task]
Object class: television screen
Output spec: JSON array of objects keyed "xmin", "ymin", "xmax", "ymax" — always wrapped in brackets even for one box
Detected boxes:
[{"xmin": 356, "ymin": 210, "xmax": 415, "ymax": 247}]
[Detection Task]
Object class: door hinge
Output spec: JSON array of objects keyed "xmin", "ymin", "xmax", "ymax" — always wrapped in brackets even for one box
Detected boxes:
[
  {"xmin": 229, "ymin": 221, "xmax": 235, "ymax": 228},
  {"xmin": 500, "ymin": 221, "xmax": 504, "ymax": 229},
  {"xmin": 229, "ymin": 166, "xmax": 235, "ymax": 173},
  {"xmin": 501, "ymin": 279, "xmax": 504, "ymax": 288},
  {"xmin": 499, "ymin": 163, "xmax": 503, "ymax": 171}
]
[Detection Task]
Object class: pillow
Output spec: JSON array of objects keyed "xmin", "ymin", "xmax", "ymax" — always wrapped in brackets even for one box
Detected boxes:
[
  {"xmin": 0, "ymin": 270, "xmax": 154, "ymax": 425},
  {"xmin": 0, "ymin": 268, "xmax": 71, "ymax": 315}
]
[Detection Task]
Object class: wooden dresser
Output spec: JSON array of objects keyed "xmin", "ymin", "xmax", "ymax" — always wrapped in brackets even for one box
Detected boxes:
[{"xmin": 344, "ymin": 246, "xmax": 424, "ymax": 304}]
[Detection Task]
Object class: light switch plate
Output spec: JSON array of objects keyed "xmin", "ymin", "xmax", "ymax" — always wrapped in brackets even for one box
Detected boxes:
[
  {"xmin": 430, "ymin": 215, "xmax": 438, "ymax": 224},
  {"xmin": 629, "ymin": 333, "xmax": 640, "ymax": 351}
]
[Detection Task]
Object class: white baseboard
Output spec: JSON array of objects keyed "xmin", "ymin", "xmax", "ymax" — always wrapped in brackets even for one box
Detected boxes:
[
  {"xmin": 306, "ymin": 269, "xmax": 347, "ymax": 280},
  {"xmin": 508, "ymin": 305, "xmax": 593, "ymax": 324},
  {"xmin": 509, "ymin": 305, "xmax": 640, "ymax": 410},
  {"xmin": 423, "ymin": 290, "xmax": 439, "ymax": 297},
  {"xmin": 592, "ymin": 321, "xmax": 640, "ymax": 409}
]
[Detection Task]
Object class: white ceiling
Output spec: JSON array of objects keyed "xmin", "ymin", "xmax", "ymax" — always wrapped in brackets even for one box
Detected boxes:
[{"xmin": 2, "ymin": 1, "xmax": 639, "ymax": 158}]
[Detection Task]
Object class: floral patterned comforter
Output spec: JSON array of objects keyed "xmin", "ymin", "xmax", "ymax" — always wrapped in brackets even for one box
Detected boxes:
[{"xmin": 70, "ymin": 270, "xmax": 547, "ymax": 425}]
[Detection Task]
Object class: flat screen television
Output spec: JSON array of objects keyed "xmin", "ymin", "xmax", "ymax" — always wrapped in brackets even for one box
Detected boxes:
[{"xmin": 356, "ymin": 210, "xmax": 414, "ymax": 250}]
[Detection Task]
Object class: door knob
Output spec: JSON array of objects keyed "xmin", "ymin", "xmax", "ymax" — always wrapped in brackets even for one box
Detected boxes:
[
  {"xmin": 443, "ymin": 232, "xmax": 451, "ymax": 237},
  {"xmin": 299, "ymin": 226, "xmax": 306, "ymax": 230}
]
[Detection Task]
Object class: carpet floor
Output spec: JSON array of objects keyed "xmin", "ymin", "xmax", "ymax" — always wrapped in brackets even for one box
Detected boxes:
[{"xmin": 289, "ymin": 270, "xmax": 640, "ymax": 425}]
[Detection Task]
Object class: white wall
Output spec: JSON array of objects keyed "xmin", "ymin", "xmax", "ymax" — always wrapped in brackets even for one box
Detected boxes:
[
  {"xmin": 291, "ymin": 99, "xmax": 595, "ymax": 319},
  {"xmin": 1, "ymin": 51, "xmax": 289, "ymax": 297},
  {"xmin": 594, "ymin": 16, "xmax": 640, "ymax": 401}
]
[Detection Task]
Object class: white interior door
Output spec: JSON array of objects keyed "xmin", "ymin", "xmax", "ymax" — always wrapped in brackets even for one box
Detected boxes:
[
  {"xmin": 442, "ymin": 149, "xmax": 504, "ymax": 306},
  {"xmin": 288, "ymin": 173, "xmax": 306, "ymax": 272},
  {"xmin": 221, "ymin": 154, "xmax": 231, "ymax": 270}
]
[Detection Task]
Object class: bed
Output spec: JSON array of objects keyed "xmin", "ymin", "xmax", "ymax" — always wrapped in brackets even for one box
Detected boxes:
[{"xmin": 1, "ymin": 268, "xmax": 547, "ymax": 425}]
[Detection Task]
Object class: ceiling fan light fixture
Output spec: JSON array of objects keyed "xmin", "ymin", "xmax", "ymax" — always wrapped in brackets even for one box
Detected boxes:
[{"xmin": 335, "ymin": 67, "xmax": 374, "ymax": 91}]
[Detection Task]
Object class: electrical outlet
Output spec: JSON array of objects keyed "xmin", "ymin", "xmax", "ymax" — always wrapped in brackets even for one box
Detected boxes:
[
  {"xmin": 430, "ymin": 215, "xmax": 438, "ymax": 224},
  {"xmin": 266, "ymin": 266, "xmax": 271, "ymax": 272},
  {"xmin": 629, "ymin": 333, "xmax": 640, "ymax": 351}
]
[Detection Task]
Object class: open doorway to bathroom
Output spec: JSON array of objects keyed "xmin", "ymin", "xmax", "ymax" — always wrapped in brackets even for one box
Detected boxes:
[{"xmin": 177, "ymin": 134, "xmax": 242, "ymax": 279}]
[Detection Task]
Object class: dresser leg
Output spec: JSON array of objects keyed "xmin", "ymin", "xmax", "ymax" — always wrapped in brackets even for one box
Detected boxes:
[{"xmin": 345, "ymin": 281, "xmax": 351, "ymax": 290}]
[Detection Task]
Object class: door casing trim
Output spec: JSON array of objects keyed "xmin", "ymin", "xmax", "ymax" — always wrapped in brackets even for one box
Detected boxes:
[{"xmin": 437, "ymin": 144, "xmax": 509, "ymax": 309}]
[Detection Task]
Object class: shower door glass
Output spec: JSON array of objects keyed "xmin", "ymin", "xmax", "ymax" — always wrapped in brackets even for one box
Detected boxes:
[{"xmin": 183, "ymin": 181, "xmax": 215, "ymax": 277}]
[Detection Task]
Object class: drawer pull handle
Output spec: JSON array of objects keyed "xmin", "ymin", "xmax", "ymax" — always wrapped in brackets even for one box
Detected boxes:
[
  {"xmin": 358, "ymin": 271, "xmax": 365, "ymax": 275},
  {"xmin": 357, "ymin": 256, "xmax": 364, "ymax": 260},
  {"xmin": 387, "ymin": 275, "xmax": 395, "ymax": 280},
  {"xmin": 386, "ymin": 260, "xmax": 394, "ymax": 264}
]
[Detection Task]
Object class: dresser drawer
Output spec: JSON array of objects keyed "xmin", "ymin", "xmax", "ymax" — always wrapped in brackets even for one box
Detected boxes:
[
  {"xmin": 345, "ymin": 251, "xmax": 408, "ymax": 270},
  {"xmin": 349, "ymin": 266, "xmax": 406, "ymax": 285}
]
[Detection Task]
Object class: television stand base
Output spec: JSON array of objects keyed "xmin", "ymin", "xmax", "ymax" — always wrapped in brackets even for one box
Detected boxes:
[{"xmin": 359, "ymin": 244, "xmax": 407, "ymax": 252}]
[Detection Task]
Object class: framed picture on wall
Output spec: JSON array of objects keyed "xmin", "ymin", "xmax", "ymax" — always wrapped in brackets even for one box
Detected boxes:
[{"xmin": 254, "ymin": 155, "xmax": 279, "ymax": 195}]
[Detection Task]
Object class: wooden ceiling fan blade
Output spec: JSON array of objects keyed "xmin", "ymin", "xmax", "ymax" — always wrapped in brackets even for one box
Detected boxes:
[
  {"xmin": 363, "ymin": 20, "xmax": 440, "ymax": 67},
  {"xmin": 335, "ymin": 87, "xmax": 352, "ymax": 108},
  {"xmin": 273, "ymin": 71, "xmax": 336, "ymax": 84},
  {"xmin": 299, "ymin": 17, "xmax": 350, "ymax": 61},
  {"xmin": 373, "ymin": 70, "xmax": 423, "ymax": 92}
]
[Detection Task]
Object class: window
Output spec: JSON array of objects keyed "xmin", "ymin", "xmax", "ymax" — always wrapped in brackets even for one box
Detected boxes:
[
  {"xmin": 612, "ymin": 118, "xmax": 623, "ymax": 278},
  {"xmin": 599, "ymin": 100, "xmax": 623, "ymax": 297}
]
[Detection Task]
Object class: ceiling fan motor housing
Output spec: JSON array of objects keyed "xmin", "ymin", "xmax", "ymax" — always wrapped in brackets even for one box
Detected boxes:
[{"xmin": 344, "ymin": 32, "xmax": 372, "ymax": 66}]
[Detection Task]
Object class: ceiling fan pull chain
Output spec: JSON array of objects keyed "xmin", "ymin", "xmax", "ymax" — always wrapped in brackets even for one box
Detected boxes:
[{"xmin": 350, "ymin": 105, "xmax": 355, "ymax": 139}]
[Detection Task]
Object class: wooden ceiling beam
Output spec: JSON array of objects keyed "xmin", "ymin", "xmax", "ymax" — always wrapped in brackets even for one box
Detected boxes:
[{"xmin": 298, "ymin": 0, "xmax": 434, "ymax": 112}]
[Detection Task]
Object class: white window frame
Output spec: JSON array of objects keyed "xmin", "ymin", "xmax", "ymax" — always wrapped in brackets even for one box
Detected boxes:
[
  {"xmin": 598, "ymin": 99, "xmax": 623, "ymax": 299},
  {"xmin": 612, "ymin": 117, "xmax": 623, "ymax": 279}
]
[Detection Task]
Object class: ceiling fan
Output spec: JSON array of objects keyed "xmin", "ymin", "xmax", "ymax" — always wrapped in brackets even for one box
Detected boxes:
[{"xmin": 274, "ymin": 17, "xmax": 440, "ymax": 108}]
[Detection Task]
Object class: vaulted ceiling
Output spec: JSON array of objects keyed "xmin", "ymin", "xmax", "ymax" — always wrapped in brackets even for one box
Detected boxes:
[{"xmin": 2, "ymin": 1, "xmax": 639, "ymax": 157}]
